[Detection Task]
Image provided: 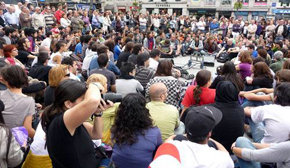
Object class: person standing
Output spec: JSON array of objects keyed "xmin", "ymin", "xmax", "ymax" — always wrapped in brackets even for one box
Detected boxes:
[
  {"xmin": 32, "ymin": 7, "xmax": 45, "ymax": 30},
  {"xmin": 19, "ymin": 6, "xmax": 32, "ymax": 28}
]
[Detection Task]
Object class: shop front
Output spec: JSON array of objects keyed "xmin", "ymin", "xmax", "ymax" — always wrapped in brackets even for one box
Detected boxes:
[{"xmin": 272, "ymin": 9, "xmax": 290, "ymax": 19}]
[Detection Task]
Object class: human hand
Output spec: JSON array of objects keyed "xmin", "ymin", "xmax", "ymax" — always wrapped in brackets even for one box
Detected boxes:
[{"xmin": 94, "ymin": 99, "xmax": 114, "ymax": 115}]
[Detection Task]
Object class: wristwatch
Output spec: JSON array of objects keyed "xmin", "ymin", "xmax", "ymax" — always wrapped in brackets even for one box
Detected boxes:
[{"xmin": 93, "ymin": 112, "xmax": 103, "ymax": 117}]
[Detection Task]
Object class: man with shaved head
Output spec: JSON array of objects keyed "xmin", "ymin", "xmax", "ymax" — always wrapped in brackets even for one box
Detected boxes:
[{"xmin": 146, "ymin": 82, "xmax": 180, "ymax": 141}]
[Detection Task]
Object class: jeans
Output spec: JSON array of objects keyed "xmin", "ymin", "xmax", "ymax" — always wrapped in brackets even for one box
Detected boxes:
[
  {"xmin": 247, "ymin": 118, "xmax": 265, "ymax": 143},
  {"xmin": 235, "ymin": 137, "xmax": 261, "ymax": 168}
]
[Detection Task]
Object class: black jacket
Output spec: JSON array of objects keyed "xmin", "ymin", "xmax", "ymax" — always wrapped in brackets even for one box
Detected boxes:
[{"xmin": 275, "ymin": 25, "xmax": 288, "ymax": 38}]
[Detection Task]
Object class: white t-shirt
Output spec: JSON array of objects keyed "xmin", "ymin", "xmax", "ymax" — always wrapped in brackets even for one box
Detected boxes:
[
  {"xmin": 196, "ymin": 21, "xmax": 205, "ymax": 31},
  {"xmin": 40, "ymin": 38, "xmax": 52, "ymax": 49},
  {"xmin": 149, "ymin": 58, "xmax": 158, "ymax": 71},
  {"xmin": 139, "ymin": 18, "xmax": 147, "ymax": 26},
  {"xmin": 150, "ymin": 140, "xmax": 234, "ymax": 168},
  {"xmin": 251, "ymin": 104, "xmax": 290, "ymax": 143},
  {"xmin": 30, "ymin": 123, "xmax": 48, "ymax": 156}
]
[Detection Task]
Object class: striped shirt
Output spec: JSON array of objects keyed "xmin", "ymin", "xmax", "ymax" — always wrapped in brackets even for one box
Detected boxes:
[{"xmin": 135, "ymin": 66, "xmax": 155, "ymax": 89}]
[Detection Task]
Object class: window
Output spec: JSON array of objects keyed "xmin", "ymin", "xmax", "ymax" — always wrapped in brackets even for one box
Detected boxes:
[
  {"xmin": 221, "ymin": 0, "xmax": 231, "ymax": 5},
  {"xmin": 205, "ymin": 0, "xmax": 215, "ymax": 5},
  {"xmin": 280, "ymin": 0, "xmax": 290, "ymax": 6},
  {"xmin": 161, "ymin": 0, "xmax": 166, "ymax": 2}
]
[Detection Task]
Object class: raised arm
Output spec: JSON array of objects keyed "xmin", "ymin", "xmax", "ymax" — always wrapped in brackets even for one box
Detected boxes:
[{"xmin": 63, "ymin": 83, "xmax": 102, "ymax": 136}]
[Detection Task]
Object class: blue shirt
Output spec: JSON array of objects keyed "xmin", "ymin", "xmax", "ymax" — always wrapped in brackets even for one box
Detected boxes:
[
  {"xmin": 89, "ymin": 58, "xmax": 120, "ymax": 76},
  {"xmin": 252, "ymin": 50, "xmax": 258, "ymax": 58},
  {"xmin": 113, "ymin": 44, "xmax": 121, "ymax": 61},
  {"xmin": 112, "ymin": 127, "xmax": 162, "ymax": 168},
  {"xmin": 210, "ymin": 22, "xmax": 219, "ymax": 30},
  {"xmin": 74, "ymin": 42, "xmax": 82, "ymax": 56}
]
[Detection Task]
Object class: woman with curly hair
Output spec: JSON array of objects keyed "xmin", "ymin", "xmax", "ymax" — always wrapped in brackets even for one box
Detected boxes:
[{"xmin": 111, "ymin": 93, "xmax": 162, "ymax": 168}]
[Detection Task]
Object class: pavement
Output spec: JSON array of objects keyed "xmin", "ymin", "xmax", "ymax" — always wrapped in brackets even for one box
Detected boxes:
[{"xmin": 173, "ymin": 55, "xmax": 224, "ymax": 80}]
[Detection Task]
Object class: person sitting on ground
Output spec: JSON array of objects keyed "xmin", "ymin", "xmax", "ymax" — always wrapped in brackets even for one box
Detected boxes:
[
  {"xmin": 116, "ymin": 42, "xmax": 134, "ymax": 69},
  {"xmin": 147, "ymin": 83, "xmax": 180, "ymax": 142},
  {"xmin": 44, "ymin": 65, "xmax": 70, "ymax": 107},
  {"xmin": 0, "ymin": 65, "xmax": 35, "ymax": 138},
  {"xmin": 236, "ymin": 51, "xmax": 253, "ymax": 80},
  {"xmin": 0, "ymin": 99, "xmax": 24, "ymax": 168},
  {"xmin": 41, "ymin": 79, "xmax": 109, "ymax": 168},
  {"xmin": 245, "ymin": 62, "xmax": 273, "ymax": 89},
  {"xmin": 181, "ymin": 70, "xmax": 215, "ymax": 117},
  {"xmin": 90, "ymin": 53, "xmax": 116, "ymax": 92},
  {"xmin": 61, "ymin": 57, "xmax": 80, "ymax": 81},
  {"xmin": 244, "ymin": 82, "xmax": 290, "ymax": 143},
  {"xmin": 211, "ymin": 81, "xmax": 245, "ymax": 153},
  {"xmin": 210, "ymin": 61, "xmax": 244, "ymax": 92},
  {"xmin": 28, "ymin": 51, "xmax": 51, "ymax": 84},
  {"xmin": 146, "ymin": 60, "xmax": 184, "ymax": 108},
  {"xmin": 148, "ymin": 48, "xmax": 161, "ymax": 71},
  {"xmin": 128, "ymin": 43, "xmax": 143, "ymax": 65},
  {"xmin": 149, "ymin": 106, "xmax": 234, "ymax": 168},
  {"xmin": 111, "ymin": 93, "xmax": 162, "ymax": 168},
  {"xmin": 116, "ymin": 62, "xmax": 143, "ymax": 97},
  {"xmin": 135, "ymin": 52, "xmax": 155, "ymax": 92},
  {"xmin": 240, "ymin": 69, "xmax": 290, "ymax": 107},
  {"xmin": 270, "ymin": 51, "xmax": 284, "ymax": 73},
  {"xmin": 232, "ymin": 83, "xmax": 290, "ymax": 168}
]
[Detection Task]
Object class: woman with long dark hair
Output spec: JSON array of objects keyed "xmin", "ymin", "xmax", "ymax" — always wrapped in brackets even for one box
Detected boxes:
[
  {"xmin": 246, "ymin": 62, "xmax": 273, "ymax": 89},
  {"xmin": 111, "ymin": 93, "xmax": 162, "ymax": 168},
  {"xmin": 41, "ymin": 79, "xmax": 108, "ymax": 168},
  {"xmin": 181, "ymin": 70, "xmax": 215, "ymax": 116},
  {"xmin": 0, "ymin": 100, "xmax": 23, "ymax": 168},
  {"xmin": 210, "ymin": 61, "xmax": 244, "ymax": 92},
  {"xmin": 16, "ymin": 38, "xmax": 37, "ymax": 66}
]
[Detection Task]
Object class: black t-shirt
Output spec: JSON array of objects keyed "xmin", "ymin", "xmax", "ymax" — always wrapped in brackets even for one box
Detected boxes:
[
  {"xmin": 28, "ymin": 63, "xmax": 51, "ymax": 84},
  {"xmin": 16, "ymin": 50, "xmax": 30, "ymax": 65},
  {"xmin": 44, "ymin": 86, "xmax": 55, "ymax": 107},
  {"xmin": 47, "ymin": 113, "xmax": 99, "ymax": 168}
]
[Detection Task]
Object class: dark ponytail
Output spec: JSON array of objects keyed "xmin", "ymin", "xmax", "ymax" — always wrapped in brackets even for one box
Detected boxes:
[
  {"xmin": 41, "ymin": 79, "xmax": 87, "ymax": 134},
  {"xmin": 193, "ymin": 70, "xmax": 211, "ymax": 105}
]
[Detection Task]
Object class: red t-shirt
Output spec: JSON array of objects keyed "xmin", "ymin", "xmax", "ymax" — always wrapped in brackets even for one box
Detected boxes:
[{"xmin": 182, "ymin": 85, "xmax": 216, "ymax": 107}]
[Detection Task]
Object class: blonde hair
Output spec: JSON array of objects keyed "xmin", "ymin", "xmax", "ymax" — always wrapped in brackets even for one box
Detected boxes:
[
  {"xmin": 87, "ymin": 74, "xmax": 107, "ymax": 88},
  {"xmin": 48, "ymin": 65, "xmax": 68, "ymax": 87}
]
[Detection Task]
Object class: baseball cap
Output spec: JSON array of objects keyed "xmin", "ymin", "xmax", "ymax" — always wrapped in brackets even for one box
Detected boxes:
[{"xmin": 185, "ymin": 106, "xmax": 222, "ymax": 138}]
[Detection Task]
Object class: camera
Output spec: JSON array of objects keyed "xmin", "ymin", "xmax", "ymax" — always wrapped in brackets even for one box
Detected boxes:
[{"xmin": 102, "ymin": 93, "xmax": 122, "ymax": 103}]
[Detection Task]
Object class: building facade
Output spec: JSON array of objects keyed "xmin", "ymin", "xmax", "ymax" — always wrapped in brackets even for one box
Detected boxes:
[{"xmin": 140, "ymin": 0, "xmax": 290, "ymax": 19}]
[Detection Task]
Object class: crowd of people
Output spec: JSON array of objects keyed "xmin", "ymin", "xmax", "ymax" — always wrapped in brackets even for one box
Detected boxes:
[{"xmin": 0, "ymin": 1, "xmax": 289, "ymax": 168}]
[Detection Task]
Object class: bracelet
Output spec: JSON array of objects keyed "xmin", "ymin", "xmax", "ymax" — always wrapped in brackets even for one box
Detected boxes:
[{"xmin": 93, "ymin": 112, "xmax": 103, "ymax": 117}]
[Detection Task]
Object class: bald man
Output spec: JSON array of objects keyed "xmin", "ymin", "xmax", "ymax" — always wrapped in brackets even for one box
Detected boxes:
[{"xmin": 146, "ymin": 83, "xmax": 180, "ymax": 141}]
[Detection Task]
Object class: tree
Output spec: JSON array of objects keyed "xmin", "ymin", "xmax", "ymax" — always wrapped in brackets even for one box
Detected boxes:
[{"xmin": 234, "ymin": 0, "xmax": 243, "ymax": 11}]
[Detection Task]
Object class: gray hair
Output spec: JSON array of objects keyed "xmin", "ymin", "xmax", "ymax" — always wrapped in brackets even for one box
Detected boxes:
[{"xmin": 273, "ymin": 51, "xmax": 283, "ymax": 61}]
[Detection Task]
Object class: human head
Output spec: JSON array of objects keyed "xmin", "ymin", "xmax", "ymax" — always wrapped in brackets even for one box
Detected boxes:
[
  {"xmin": 37, "ymin": 51, "xmax": 50, "ymax": 65},
  {"xmin": 195, "ymin": 70, "xmax": 211, "ymax": 87},
  {"xmin": 124, "ymin": 42, "xmax": 134, "ymax": 53},
  {"xmin": 149, "ymin": 82, "xmax": 167, "ymax": 102},
  {"xmin": 54, "ymin": 41, "xmax": 66, "ymax": 53},
  {"xmin": 96, "ymin": 45, "xmax": 109, "ymax": 55},
  {"xmin": 48, "ymin": 65, "xmax": 69, "ymax": 87},
  {"xmin": 97, "ymin": 53, "xmax": 109, "ymax": 68},
  {"xmin": 41, "ymin": 79, "xmax": 87, "ymax": 133},
  {"xmin": 61, "ymin": 57, "xmax": 78, "ymax": 75},
  {"xmin": 275, "ymin": 69, "xmax": 290, "ymax": 84},
  {"xmin": 17, "ymin": 38, "xmax": 30, "ymax": 50},
  {"xmin": 111, "ymin": 93, "xmax": 153, "ymax": 145},
  {"xmin": 274, "ymin": 82, "xmax": 290, "ymax": 106},
  {"xmin": 150, "ymin": 49, "xmax": 161, "ymax": 61},
  {"xmin": 239, "ymin": 51, "xmax": 253, "ymax": 64},
  {"xmin": 257, "ymin": 48, "xmax": 268, "ymax": 60},
  {"xmin": 215, "ymin": 81, "xmax": 239, "ymax": 103},
  {"xmin": 120, "ymin": 62, "xmax": 135, "ymax": 78},
  {"xmin": 185, "ymin": 106, "xmax": 222, "ymax": 143},
  {"xmin": 3, "ymin": 45, "xmax": 17, "ymax": 58},
  {"xmin": 283, "ymin": 59, "xmax": 290, "ymax": 70},
  {"xmin": 273, "ymin": 51, "xmax": 283, "ymax": 61},
  {"xmin": 247, "ymin": 44, "xmax": 255, "ymax": 52},
  {"xmin": 104, "ymin": 40, "xmax": 115, "ymax": 52},
  {"xmin": 253, "ymin": 62, "xmax": 273, "ymax": 79},
  {"xmin": 86, "ymin": 74, "xmax": 107, "ymax": 93},
  {"xmin": 4, "ymin": 27, "xmax": 16, "ymax": 37},
  {"xmin": 137, "ymin": 52, "xmax": 150, "ymax": 67},
  {"xmin": 132, "ymin": 43, "xmax": 143, "ymax": 55},
  {"xmin": 155, "ymin": 60, "xmax": 172, "ymax": 76},
  {"xmin": 0, "ymin": 65, "xmax": 28, "ymax": 88}
]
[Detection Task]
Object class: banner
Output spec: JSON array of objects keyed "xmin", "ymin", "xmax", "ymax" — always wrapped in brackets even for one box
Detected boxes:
[{"xmin": 254, "ymin": 0, "xmax": 267, "ymax": 6}]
